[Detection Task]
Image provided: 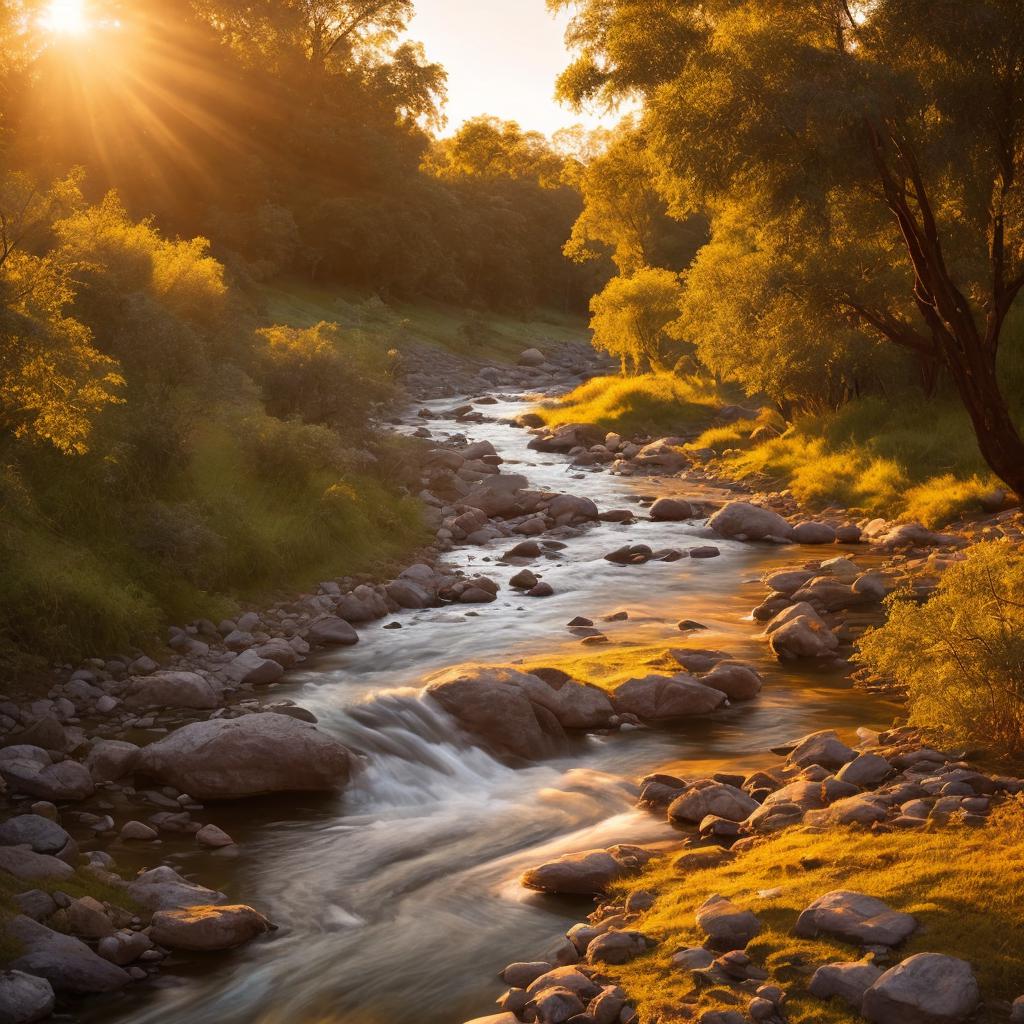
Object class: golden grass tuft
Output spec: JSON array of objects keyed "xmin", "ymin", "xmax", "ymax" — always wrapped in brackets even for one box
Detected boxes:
[
  {"xmin": 605, "ymin": 805, "xmax": 1024, "ymax": 1023},
  {"xmin": 537, "ymin": 374, "xmax": 726, "ymax": 436}
]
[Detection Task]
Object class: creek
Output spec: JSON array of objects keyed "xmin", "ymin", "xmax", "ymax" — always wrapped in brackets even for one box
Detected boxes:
[{"xmin": 92, "ymin": 390, "xmax": 895, "ymax": 1024}]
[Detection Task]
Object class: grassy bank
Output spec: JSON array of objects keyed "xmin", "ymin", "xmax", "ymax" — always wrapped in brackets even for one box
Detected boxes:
[
  {"xmin": 536, "ymin": 373, "xmax": 727, "ymax": 437},
  {"xmin": 536, "ymin": 374, "xmax": 1010, "ymax": 526},
  {"xmin": 259, "ymin": 280, "xmax": 588, "ymax": 361},
  {"xmin": 608, "ymin": 808, "xmax": 1024, "ymax": 1024}
]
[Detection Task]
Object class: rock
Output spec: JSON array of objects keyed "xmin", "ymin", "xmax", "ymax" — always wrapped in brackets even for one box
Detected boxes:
[
  {"xmin": 634, "ymin": 438, "xmax": 689, "ymax": 471},
  {"xmin": 519, "ymin": 348, "xmax": 545, "ymax": 366},
  {"xmin": 127, "ymin": 865, "xmax": 225, "ymax": 911},
  {"xmin": 426, "ymin": 667, "xmax": 612, "ymax": 760},
  {"xmin": 6, "ymin": 915, "xmax": 129, "ymax": 993},
  {"xmin": 547, "ymin": 493, "xmax": 599, "ymax": 523},
  {"xmin": 699, "ymin": 664, "xmax": 763, "ymax": 701},
  {"xmin": 792, "ymin": 522, "xmax": 837, "ymax": 544},
  {"xmin": 308, "ymin": 617, "xmax": 359, "ymax": 646},
  {"xmin": 96, "ymin": 930, "xmax": 153, "ymax": 966},
  {"xmin": 650, "ymin": 498, "xmax": 693, "ymax": 521},
  {"xmin": 501, "ymin": 962, "xmax": 553, "ymax": 988},
  {"xmin": 862, "ymin": 953, "xmax": 979, "ymax": 1024},
  {"xmin": 586, "ymin": 930, "xmax": 650, "ymax": 964},
  {"xmin": 224, "ymin": 651, "xmax": 285, "ymax": 686},
  {"xmin": 0, "ymin": 970, "xmax": 54, "ymax": 1023},
  {"xmin": 120, "ymin": 820, "xmax": 158, "ymax": 841},
  {"xmin": 612, "ymin": 675, "xmax": 727, "ymax": 721},
  {"xmin": 67, "ymin": 896, "xmax": 114, "ymax": 939},
  {"xmin": 196, "ymin": 824, "xmax": 235, "ymax": 848},
  {"xmin": 464, "ymin": 1016, "xmax": 519, "ymax": 1024},
  {"xmin": 837, "ymin": 753, "xmax": 892, "ymax": 788},
  {"xmin": 589, "ymin": 985, "xmax": 628, "ymax": 1024},
  {"xmin": 765, "ymin": 569, "xmax": 816, "ymax": 595},
  {"xmin": 809, "ymin": 961, "xmax": 883, "ymax": 1008},
  {"xmin": 667, "ymin": 781, "xmax": 759, "ymax": 823},
  {"xmin": 532, "ymin": 987, "xmax": 584, "ymax": 1024},
  {"xmin": 768, "ymin": 614, "xmax": 839, "ymax": 659},
  {"xmin": 464, "ymin": 473, "xmax": 530, "ymax": 516},
  {"xmin": 1011, "ymin": 996, "xmax": 1024, "ymax": 1024},
  {"xmin": 0, "ymin": 815, "xmax": 76, "ymax": 863},
  {"xmin": 788, "ymin": 730, "xmax": 857, "ymax": 770},
  {"xmin": 696, "ymin": 895, "xmax": 761, "ymax": 951},
  {"xmin": 795, "ymin": 891, "xmax": 917, "ymax": 946},
  {"xmin": 84, "ymin": 740, "xmax": 139, "ymax": 783},
  {"xmin": 672, "ymin": 947, "xmax": 716, "ymax": 970},
  {"xmin": 0, "ymin": 751, "xmax": 94, "ymax": 802},
  {"xmin": 708, "ymin": 502, "xmax": 793, "ymax": 541},
  {"xmin": 521, "ymin": 845, "xmax": 652, "ymax": 895},
  {"xmin": 135, "ymin": 713, "xmax": 351, "ymax": 798},
  {"xmin": 13, "ymin": 891, "xmax": 57, "ymax": 921},
  {"xmin": 149, "ymin": 904, "xmax": 272, "ymax": 951},
  {"xmin": 510, "ymin": 569, "xmax": 539, "ymax": 590},
  {"xmin": 689, "ymin": 545, "xmax": 721, "ymax": 558},
  {"xmin": 526, "ymin": 966, "xmax": 601, "ymax": 1000},
  {"xmin": 126, "ymin": 671, "xmax": 223, "ymax": 709},
  {"xmin": 0, "ymin": 846, "xmax": 73, "ymax": 881}
]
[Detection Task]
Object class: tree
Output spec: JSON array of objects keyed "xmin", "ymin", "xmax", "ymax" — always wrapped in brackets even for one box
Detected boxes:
[
  {"xmin": 563, "ymin": 119, "xmax": 706, "ymax": 275},
  {"xmin": 589, "ymin": 267, "xmax": 685, "ymax": 373},
  {"xmin": 0, "ymin": 174, "xmax": 124, "ymax": 454},
  {"xmin": 552, "ymin": 0, "xmax": 1024, "ymax": 494}
]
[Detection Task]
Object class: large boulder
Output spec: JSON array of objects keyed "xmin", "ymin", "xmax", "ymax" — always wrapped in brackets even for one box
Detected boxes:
[
  {"xmin": 862, "ymin": 953, "xmax": 979, "ymax": 1024},
  {"xmin": 149, "ymin": 905, "xmax": 272, "ymax": 951},
  {"xmin": 667, "ymin": 781, "xmax": 759, "ymax": 824},
  {"xmin": 6, "ymin": 916, "xmax": 130, "ymax": 993},
  {"xmin": 425, "ymin": 667, "xmax": 611, "ymax": 760},
  {"xmin": 634, "ymin": 438, "xmax": 690, "ymax": 472},
  {"xmin": 695, "ymin": 895, "xmax": 761, "ymax": 951},
  {"xmin": 708, "ymin": 502, "xmax": 793, "ymax": 542},
  {"xmin": 126, "ymin": 671, "xmax": 223, "ymax": 709},
  {"xmin": 546, "ymin": 493, "xmax": 599, "ymax": 523},
  {"xmin": 795, "ymin": 891, "xmax": 917, "ymax": 946},
  {"xmin": 612, "ymin": 675, "xmax": 727, "ymax": 721},
  {"xmin": 521, "ymin": 846, "xmax": 652, "ymax": 895},
  {"xmin": 0, "ymin": 970, "xmax": 54, "ymax": 1023},
  {"xmin": 134, "ymin": 713, "xmax": 351, "ymax": 798}
]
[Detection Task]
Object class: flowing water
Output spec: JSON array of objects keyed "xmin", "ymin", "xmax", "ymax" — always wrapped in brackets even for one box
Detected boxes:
[{"xmin": 89, "ymin": 391, "xmax": 897, "ymax": 1024}]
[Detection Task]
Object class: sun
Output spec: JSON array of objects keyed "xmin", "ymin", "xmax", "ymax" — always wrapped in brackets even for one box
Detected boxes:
[{"xmin": 39, "ymin": 0, "xmax": 90, "ymax": 36}]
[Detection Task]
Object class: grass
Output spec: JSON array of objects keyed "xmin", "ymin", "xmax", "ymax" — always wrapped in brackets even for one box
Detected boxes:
[
  {"xmin": 258, "ymin": 279, "xmax": 588, "ymax": 362},
  {"xmin": 709, "ymin": 397, "xmax": 1000, "ymax": 525},
  {"xmin": 606, "ymin": 804, "xmax": 1024, "ymax": 1024},
  {"xmin": 521, "ymin": 645, "xmax": 684, "ymax": 694},
  {"xmin": 0, "ymin": 404, "xmax": 431, "ymax": 677},
  {"xmin": 536, "ymin": 373, "xmax": 728, "ymax": 436},
  {"xmin": 543, "ymin": 373, "xmax": 1007, "ymax": 526}
]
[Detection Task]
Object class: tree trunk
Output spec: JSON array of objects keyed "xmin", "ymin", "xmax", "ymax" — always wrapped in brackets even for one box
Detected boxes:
[{"xmin": 942, "ymin": 342, "xmax": 1024, "ymax": 497}]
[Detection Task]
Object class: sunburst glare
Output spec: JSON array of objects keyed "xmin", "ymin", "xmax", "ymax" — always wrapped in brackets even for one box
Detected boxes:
[{"xmin": 39, "ymin": 0, "xmax": 89, "ymax": 35}]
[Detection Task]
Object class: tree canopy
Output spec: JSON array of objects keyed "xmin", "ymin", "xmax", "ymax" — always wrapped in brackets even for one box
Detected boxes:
[{"xmin": 552, "ymin": 0, "xmax": 1024, "ymax": 493}]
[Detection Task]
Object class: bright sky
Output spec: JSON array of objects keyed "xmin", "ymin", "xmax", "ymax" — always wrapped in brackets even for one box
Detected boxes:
[{"xmin": 408, "ymin": 0, "xmax": 620, "ymax": 138}]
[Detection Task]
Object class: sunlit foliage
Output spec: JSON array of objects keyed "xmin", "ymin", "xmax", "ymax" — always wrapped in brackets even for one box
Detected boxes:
[
  {"xmin": 857, "ymin": 542, "xmax": 1024, "ymax": 755},
  {"xmin": 589, "ymin": 267, "xmax": 686, "ymax": 373},
  {"xmin": 552, "ymin": 0, "xmax": 1024, "ymax": 492}
]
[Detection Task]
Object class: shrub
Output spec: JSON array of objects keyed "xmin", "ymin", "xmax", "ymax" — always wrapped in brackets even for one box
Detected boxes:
[
  {"xmin": 254, "ymin": 321, "xmax": 395, "ymax": 431},
  {"xmin": 856, "ymin": 542, "xmax": 1024, "ymax": 756}
]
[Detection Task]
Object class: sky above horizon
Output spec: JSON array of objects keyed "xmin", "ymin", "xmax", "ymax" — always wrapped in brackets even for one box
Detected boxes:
[{"xmin": 408, "ymin": 0, "xmax": 622, "ymax": 138}]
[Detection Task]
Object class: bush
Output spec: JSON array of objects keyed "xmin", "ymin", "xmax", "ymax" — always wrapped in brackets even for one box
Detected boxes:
[
  {"xmin": 253, "ymin": 321, "xmax": 395, "ymax": 431},
  {"xmin": 856, "ymin": 542, "xmax": 1024, "ymax": 756}
]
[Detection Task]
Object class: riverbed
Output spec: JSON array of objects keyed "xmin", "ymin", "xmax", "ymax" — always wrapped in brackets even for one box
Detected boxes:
[{"xmin": 88, "ymin": 390, "xmax": 897, "ymax": 1024}]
